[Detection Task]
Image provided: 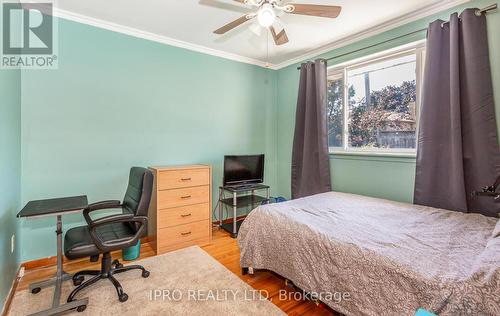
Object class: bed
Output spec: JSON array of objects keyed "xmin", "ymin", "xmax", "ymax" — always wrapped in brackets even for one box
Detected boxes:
[{"xmin": 237, "ymin": 192, "xmax": 499, "ymax": 316}]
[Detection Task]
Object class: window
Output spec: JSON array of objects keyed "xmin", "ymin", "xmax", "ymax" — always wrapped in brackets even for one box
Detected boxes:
[{"xmin": 328, "ymin": 44, "xmax": 425, "ymax": 154}]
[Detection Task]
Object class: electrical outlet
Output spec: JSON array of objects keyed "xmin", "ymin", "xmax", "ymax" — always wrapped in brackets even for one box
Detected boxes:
[{"xmin": 11, "ymin": 234, "xmax": 15, "ymax": 253}]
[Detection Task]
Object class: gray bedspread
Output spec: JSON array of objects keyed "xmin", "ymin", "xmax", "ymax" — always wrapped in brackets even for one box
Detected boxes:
[{"xmin": 238, "ymin": 192, "xmax": 500, "ymax": 315}]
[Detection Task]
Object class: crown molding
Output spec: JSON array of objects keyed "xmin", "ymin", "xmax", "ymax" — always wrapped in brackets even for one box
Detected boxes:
[
  {"xmin": 272, "ymin": 0, "xmax": 471, "ymax": 70},
  {"xmin": 50, "ymin": 7, "xmax": 271, "ymax": 69},
  {"xmin": 46, "ymin": 0, "xmax": 470, "ymax": 70}
]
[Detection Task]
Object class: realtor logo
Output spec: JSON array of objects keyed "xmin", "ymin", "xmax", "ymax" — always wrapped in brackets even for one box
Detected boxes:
[{"xmin": 1, "ymin": 1, "xmax": 58, "ymax": 69}]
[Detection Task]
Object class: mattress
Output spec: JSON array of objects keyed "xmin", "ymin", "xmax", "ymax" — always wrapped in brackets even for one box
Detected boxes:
[{"xmin": 237, "ymin": 192, "xmax": 499, "ymax": 315}]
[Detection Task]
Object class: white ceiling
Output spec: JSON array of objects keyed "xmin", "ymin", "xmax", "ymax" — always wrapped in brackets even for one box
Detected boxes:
[{"xmin": 54, "ymin": 0, "xmax": 464, "ymax": 67}]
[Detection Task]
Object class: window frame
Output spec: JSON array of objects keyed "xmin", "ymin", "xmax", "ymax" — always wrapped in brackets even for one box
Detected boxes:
[{"xmin": 327, "ymin": 41, "xmax": 426, "ymax": 156}]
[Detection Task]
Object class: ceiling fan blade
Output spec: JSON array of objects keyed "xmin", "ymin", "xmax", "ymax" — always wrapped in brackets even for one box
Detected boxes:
[
  {"xmin": 214, "ymin": 15, "xmax": 253, "ymax": 34},
  {"xmin": 288, "ymin": 4, "xmax": 341, "ymax": 18},
  {"xmin": 269, "ymin": 26, "xmax": 289, "ymax": 45}
]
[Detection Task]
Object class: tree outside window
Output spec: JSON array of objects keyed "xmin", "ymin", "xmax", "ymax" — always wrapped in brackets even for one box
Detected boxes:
[{"xmin": 327, "ymin": 48, "xmax": 423, "ymax": 153}]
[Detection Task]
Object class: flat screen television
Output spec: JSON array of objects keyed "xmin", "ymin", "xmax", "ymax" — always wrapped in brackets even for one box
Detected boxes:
[{"xmin": 223, "ymin": 154, "xmax": 264, "ymax": 187}]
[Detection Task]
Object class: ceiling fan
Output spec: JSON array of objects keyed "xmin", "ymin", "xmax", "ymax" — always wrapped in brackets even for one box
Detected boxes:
[{"xmin": 213, "ymin": 0, "xmax": 342, "ymax": 46}]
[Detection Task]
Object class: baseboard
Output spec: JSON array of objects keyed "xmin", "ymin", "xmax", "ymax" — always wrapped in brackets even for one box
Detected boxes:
[
  {"xmin": 212, "ymin": 215, "xmax": 247, "ymax": 226},
  {"xmin": 1, "ymin": 266, "xmax": 22, "ymax": 316},
  {"xmin": 21, "ymin": 236, "xmax": 152, "ymax": 270}
]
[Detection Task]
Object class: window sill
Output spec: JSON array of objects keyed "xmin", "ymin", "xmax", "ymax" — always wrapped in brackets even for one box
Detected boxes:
[{"xmin": 329, "ymin": 150, "xmax": 416, "ymax": 159}]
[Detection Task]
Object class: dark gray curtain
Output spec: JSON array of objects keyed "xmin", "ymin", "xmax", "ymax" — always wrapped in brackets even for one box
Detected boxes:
[
  {"xmin": 291, "ymin": 59, "xmax": 331, "ymax": 199},
  {"xmin": 414, "ymin": 9, "xmax": 500, "ymax": 217}
]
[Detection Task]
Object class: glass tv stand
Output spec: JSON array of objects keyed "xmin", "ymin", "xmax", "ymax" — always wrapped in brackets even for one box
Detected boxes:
[{"xmin": 217, "ymin": 184, "xmax": 270, "ymax": 238}]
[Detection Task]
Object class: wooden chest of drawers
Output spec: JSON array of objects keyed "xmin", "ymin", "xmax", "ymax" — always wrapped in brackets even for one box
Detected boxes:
[{"xmin": 148, "ymin": 165, "xmax": 211, "ymax": 254}]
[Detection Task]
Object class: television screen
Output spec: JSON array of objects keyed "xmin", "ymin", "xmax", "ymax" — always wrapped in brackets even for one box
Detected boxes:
[{"xmin": 223, "ymin": 155, "xmax": 264, "ymax": 186}]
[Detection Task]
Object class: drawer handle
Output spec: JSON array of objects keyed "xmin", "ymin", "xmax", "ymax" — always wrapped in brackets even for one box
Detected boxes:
[
  {"xmin": 181, "ymin": 195, "xmax": 191, "ymax": 199},
  {"xmin": 181, "ymin": 177, "xmax": 192, "ymax": 181},
  {"xmin": 181, "ymin": 231, "xmax": 192, "ymax": 236},
  {"xmin": 181, "ymin": 213, "xmax": 192, "ymax": 217}
]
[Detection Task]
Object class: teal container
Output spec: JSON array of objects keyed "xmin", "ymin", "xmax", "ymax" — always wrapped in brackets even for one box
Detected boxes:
[
  {"xmin": 122, "ymin": 240, "xmax": 141, "ymax": 261},
  {"xmin": 415, "ymin": 309, "xmax": 436, "ymax": 316}
]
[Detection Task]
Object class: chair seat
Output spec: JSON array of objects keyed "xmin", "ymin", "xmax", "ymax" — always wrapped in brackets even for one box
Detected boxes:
[{"xmin": 64, "ymin": 222, "xmax": 135, "ymax": 260}]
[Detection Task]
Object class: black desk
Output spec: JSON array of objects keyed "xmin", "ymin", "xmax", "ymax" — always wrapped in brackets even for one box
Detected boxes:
[{"xmin": 18, "ymin": 196, "xmax": 89, "ymax": 316}]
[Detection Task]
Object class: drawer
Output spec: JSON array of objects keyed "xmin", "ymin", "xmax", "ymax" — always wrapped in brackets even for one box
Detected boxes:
[
  {"xmin": 158, "ymin": 203, "xmax": 209, "ymax": 228},
  {"xmin": 157, "ymin": 220, "xmax": 209, "ymax": 246},
  {"xmin": 158, "ymin": 168, "xmax": 209, "ymax": 190},
  {"xmin": 158, "ymin": 186, "xmax": 209, "ymax": 209}
]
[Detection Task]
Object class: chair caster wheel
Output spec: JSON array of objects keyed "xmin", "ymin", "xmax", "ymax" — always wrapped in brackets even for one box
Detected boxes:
[
  {"xmin": 142, "ymin": 270, "xmax": 150, "ymax": 278},
  {"xmin": 73, "ymin": 276, "xmax": 84, "ymax": 286},
  {"xmin": 119, "ymin": 293, "xmax": 128, "ymax": 302},
  {"xmin": 112, "ymin": 259, "xmax": 123, "ymax": 269},
  {"xmin": 31, "ymin": 287, "xmax": 41, "ymax": 294},
  {"xmin": 76, "ymin": 305, "xmax": 87, "ymax": 312}
]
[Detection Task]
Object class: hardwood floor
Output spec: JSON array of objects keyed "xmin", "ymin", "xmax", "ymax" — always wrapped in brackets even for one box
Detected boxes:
[{"xmin": 15, "ymin": 228, "xmax": 335, "ymax": 315}]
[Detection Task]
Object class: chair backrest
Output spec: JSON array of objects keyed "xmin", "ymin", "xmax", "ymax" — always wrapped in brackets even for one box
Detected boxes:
[{"xmin": 123, "ymin": 167, "xmax": 154, "ymax": 219}]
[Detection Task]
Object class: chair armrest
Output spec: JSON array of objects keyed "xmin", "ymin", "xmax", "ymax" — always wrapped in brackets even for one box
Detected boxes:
[
  {"xmin": 83, "ymin": 200, "xmax": 122, "ymax": 225},
  {"xmin": 87, "ymin": 200, "xmax": 122, "ymax": 211},
  {"xmin": 89, "ymin": 213, "xmax": 134, "ymax": 227},
  {"xmin": 86, "ymin": 215, "xmax": 147, "ymax": 252}
]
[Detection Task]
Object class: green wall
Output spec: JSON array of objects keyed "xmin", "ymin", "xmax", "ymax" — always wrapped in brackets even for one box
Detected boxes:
[
  {"xmin": 0, "ymin": 68, "xmax": 21, "ymax": 309},
  {"xmin": 19, "ymin": 17, "xmax": 277, "ymax": 262},
  {"xmin": 275, "ymin": 0, "xmax": 500, "ymax": 201},
  {"xmin": 12, "ymin": 0, "xmax": 500, "ymax": 264}
]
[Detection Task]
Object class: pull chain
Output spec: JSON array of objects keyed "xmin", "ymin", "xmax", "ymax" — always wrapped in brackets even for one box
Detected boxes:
[{"xmin": 266, "ymin": 28, "xmax": 270, "ymax": 68}]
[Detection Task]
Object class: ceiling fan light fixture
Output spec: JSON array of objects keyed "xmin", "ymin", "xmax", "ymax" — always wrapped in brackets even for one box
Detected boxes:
[
  {"xmin": 213, "ymin": 1, "xmax": 342, "ymax": 46},
  {"xmin": 257, "ymin": 4, "xmax": 276, "ymax": 27}
]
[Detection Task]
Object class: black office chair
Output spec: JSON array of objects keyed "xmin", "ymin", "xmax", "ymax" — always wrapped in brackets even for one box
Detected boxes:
[{"xmin": 64, "ymin": 167, "xmax": 153, "ymax": 310}]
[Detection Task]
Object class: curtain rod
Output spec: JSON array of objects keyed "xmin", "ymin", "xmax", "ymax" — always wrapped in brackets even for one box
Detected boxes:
[{"xmin": 296, "ymin": 3, "xmax": 498, "ymax": 70}]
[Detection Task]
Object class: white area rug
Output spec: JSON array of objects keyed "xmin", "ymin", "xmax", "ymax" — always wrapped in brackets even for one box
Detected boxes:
[{"xmin": 9, "ymin": 246, "xmax": 284, "ymax": 315}]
